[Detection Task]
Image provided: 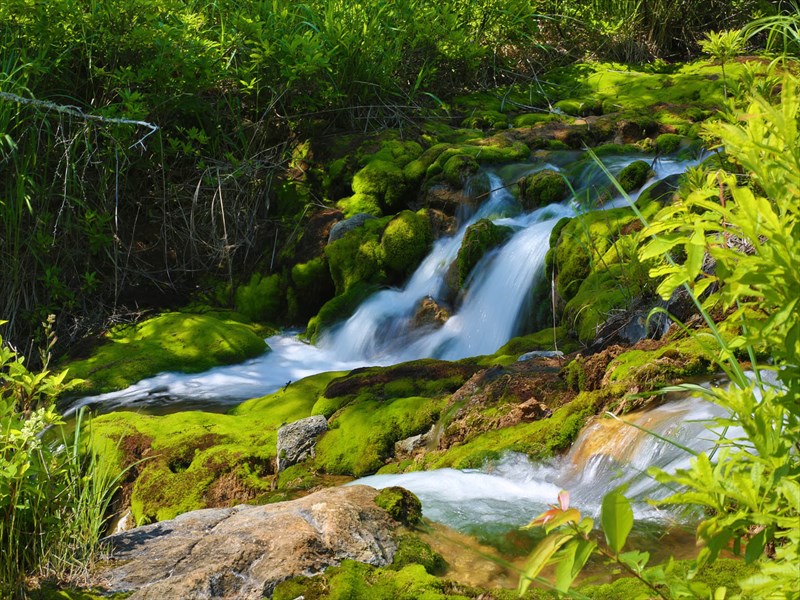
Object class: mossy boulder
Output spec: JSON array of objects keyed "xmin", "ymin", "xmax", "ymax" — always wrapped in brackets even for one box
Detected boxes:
[
  {"xmin": 64, "ymin": 312, "xmax": 268, "ymax": 395},
  {"xmin": 235, "ymin": 272, "xmax": 283, "ymax": 322},
  {"xmin": 375, "ymin": 487, "xmax": 423, "ymax": 525},
  {"xmin": 455, "ymin": 219, "xmax": 513, "ymax": 288},
  {"xmin": 517, "ymin": 170, "xmax": 569, "ymax": 210},
  {"xmin": 325, "ymin": 216, "xmax": 391, "ymax": 295},
  {"xmin": 554, "ymin": 98, "xmax": 602, "ymax": 117},
  {"xmin": 655, "ymin": 133, "xmax": 684, "ymax": 154},
  {"xmin": 617, "ymin": 160, "xmax": 653, "ymax": 193},
  {"xmin": 442, "ymin": 154, "xmax": 480, "ymax": 187},
  {"xmin": 461, "ymin": 110, "xmax": 508, "ymax": 130},
  {"xmin": 381, "ymin": 210, "xmax": 433, "ymax": 276}
]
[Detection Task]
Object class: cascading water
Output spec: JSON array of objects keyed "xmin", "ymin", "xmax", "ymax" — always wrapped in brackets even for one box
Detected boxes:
[
  {"xmin": 68, "ymin": 152, "xmax": 704, "ymax": 414},
  {"xmin": 352, "ymin": 389, "xmax": 731, "ymax": 535}
]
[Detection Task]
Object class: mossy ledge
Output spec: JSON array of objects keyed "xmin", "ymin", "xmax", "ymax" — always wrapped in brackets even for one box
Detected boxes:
[{"xmin": 62, "ymin": 311, "xmax": 269, "ymax": 396}]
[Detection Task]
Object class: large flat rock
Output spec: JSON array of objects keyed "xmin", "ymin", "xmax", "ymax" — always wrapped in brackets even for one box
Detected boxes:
[{"xmin": 96, "ymin": 485, "xmax": 398, "ymax": 599}]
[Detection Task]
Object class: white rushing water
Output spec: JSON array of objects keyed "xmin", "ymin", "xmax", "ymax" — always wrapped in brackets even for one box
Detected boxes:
[
  {"xmin": 352, "ymin": 391, "xmax": 732, "ymax": 532},
  {"xmin": 68, "ymin": 152, "xmax": 702, "ymax": 414}
]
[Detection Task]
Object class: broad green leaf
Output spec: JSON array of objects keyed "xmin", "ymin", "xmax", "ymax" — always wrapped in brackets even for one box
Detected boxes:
[
  {"xmin": 518, "ymin": 532, "xmax": 574, "ymax": 595},
  {"xmin": 601, "ymin": 487, "xmax": 633, "ymax": 555},
  {"xmin": 745, "ymin": 529, "xmax": 766, "ymax": 564}
]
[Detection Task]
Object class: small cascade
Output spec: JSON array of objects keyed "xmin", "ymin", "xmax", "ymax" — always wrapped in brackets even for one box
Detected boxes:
[
  {"xmin": 69, "ymin": 151, "xmax": 704, "ymax": 413},
  {"xmin": 352, "ymin": 392, "xmax": 729, "ymax": 533}
]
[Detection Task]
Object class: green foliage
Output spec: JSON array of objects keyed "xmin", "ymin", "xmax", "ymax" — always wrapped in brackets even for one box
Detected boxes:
[
  {"xmin": 1, "ymin": 324, "xmax": 117, "ymax": 598},
  {"xmin": 521, "ymin": 74, "xmax": 800, "ymax": 600},
  {"xmin": 235, "ymin": 273, "xmax": 284, "ymax": 322}
]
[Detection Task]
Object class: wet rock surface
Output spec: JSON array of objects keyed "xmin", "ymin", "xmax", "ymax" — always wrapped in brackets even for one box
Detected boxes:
[
  {"xmin": 95, "ymin": 485, "xmax": 400, "ymax": 600},
  {"xmin": 277, "ymin": 415, "xmax": 329, "ymax": 471}
]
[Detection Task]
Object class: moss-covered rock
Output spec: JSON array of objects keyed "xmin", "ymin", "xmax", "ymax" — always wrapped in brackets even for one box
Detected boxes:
[
  {"xmin": 325, "ymin": 216, "xmax": 391, "ymax": 295},
  {"xmin": 655, "ymin": 133, "xmax": 684, "ymax": 154},
  {"xmin": 517, "ymin": 169, "xmax": 569, "ymax": 210},
  {"xmin": 617, "ymin": 160, "xmax": 653, "ymax": 193},
  {"xmin": 91, "ymin": 370, "xmax": 342, "ymax": 524},
  {"xmin": 455, "ymin": 219, "xmax": 513, "ymax": 288},
  {"xmin": 442, "ymin": 154, "xmax": 480, "ymax": 187},
  {"xmin": 494, "ymin": 326, "xmax": 578, "ymax": 357},
  {"xmin": 235, "ymin": 272, "xmax": 284, "ymax": 322},
  {"xmin": 554, "ymin": 98, "xmax": 603, "ymax": 117},
  {"xmin": 381, "ymin": 211, "xmax": 433, "ymax": 276},
  {"xmin": 305, "ymin": 281, "xmax": 380, "ymax": 343},
  {"xmin": 374, "ymin": 487, "xmax": 423, "ymax": 525},
  {"xmin": 64, "ymin": 312, "xmax": 268, "ymax": 395}
]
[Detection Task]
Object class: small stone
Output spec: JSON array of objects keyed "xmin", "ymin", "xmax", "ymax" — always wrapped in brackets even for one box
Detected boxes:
[
  {"xmin": 411, "ymin": 297, "xmax": 451, "ymax": 330},
  {"xmin": 277, "ymin": 415, "xmax": 328, "ymax": 471},
  {"xmin": 517, "ymin": 350, "xmax": 564, "ymax": 361}
]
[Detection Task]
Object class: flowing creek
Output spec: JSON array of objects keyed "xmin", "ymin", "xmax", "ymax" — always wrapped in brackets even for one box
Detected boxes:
[{"xmin": 68, "ymin": 150, "xmax": 720, "ymax": 571}]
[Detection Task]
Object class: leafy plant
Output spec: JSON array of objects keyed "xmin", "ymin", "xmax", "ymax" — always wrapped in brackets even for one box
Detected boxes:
[
  {"xmin": 699, "ymin": 29, "xmax": 746, "ymax": 98},
  {"xmin": 520, "ymin": 76, "xmax": 800, "ymax": 598},
  {"xmin": 1, "ymin": 320, "xmax": 121, "ymax": 598}
]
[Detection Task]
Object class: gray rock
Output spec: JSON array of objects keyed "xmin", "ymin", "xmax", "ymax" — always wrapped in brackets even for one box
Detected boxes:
[
  {"xmin": 95, "ymin": 485, "xmax": 399, "ymax": 600},
  {"xmin": 394, "ymin": 426, "xmax": 434, "ymax": 457},
  {"xmin": 327, "ymin": 213, "xmax": 376, "ymax": 243},
  {"xmin": 517, "ymin": 350, "xmax": 564, "ymax": 361},
  {"xmin": 277, "ymin": 415, "xmax": 328, "ymax": 471}
]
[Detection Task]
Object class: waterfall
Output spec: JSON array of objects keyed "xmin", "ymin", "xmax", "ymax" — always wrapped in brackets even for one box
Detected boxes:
[{"xmin": 68, "ymin": 152, "xmax": 703, "ymax": 414}]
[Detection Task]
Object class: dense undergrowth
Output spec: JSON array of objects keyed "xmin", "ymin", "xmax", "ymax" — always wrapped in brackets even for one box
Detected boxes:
[{"xmin": 0, "ymin": 0, "xmax": 778, "ymax": 359}]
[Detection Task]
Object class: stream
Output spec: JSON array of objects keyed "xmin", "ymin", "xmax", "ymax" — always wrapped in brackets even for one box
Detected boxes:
[{"xmin": 68, "ymin": 149, "xmax": 720, "ymax": 561}]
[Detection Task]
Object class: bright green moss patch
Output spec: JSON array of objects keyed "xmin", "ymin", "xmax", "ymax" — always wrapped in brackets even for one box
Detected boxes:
[
  {"xmin": 617, "ymin": 160, "xmax": 653, "ymax": 193},
  {"xmin": 90, "ymin": 371, "xmax": 342, "ymax": 524},
  {"xmin": 64, "ymin": 312, "xmax": 268, "ymax": 395},
  {"xmin": 325, "ymin": 216, "xmax": 391, "ymax": 294},
  {"xmin": 655, "ymin": 133, "xmax": 684, "ymax": 154},
  {"xmin": 495, "ymin": 326, "xmax": 578, "ymax": 357},
  {"xmin": 315, "ymin": 395, "xmax": 445, "ymax": 476},
  {"xmin": 424, "ymin": 391, "xmax": 602, "ymax": 469},
  {"xmin": 442, "ymin": 154, "xmax": 480, "ymax": 187},
  {"xmin": 381, "ymin": 211, "xmax": 433, "ymax": 276}
]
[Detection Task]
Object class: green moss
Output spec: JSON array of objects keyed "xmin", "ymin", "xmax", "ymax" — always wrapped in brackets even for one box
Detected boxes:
[
  {"xmin": 564, "ymin": 263, "xmax": 644, "ymax": 343},
  {"xmin": 442, "ymin": 154, "xmax": 480, "ymax": 187},
  {"xmin": 325, "ymin": 216, "xmax": 392, "ymax": 294},
  {"xmin": 425, "ymin": 391, "xmax": 602, "ymax": 469},
  {"xmin": 513, "ymin": 113, "xmax": 559, "ymax": 127},
  {"xmin": 374, "ymin": 487, "xmax": 423, "ymax": 525},
  {"xmin": 517, "ymin": 169, "xmax": 569, "ymax": 210},
  {"xmin": 315, "ymin": 395, "xmax": 444, "ymax": 476},
  {"xmin": 234, "ymin": 272, "xmax": 283, "ymax": 322},
  {"xmin": 64, "ymin": 312, "xmax": 268, "ymax": 395},
  {"xmin": 28, "ymin": 586, "xmax": 133, "ymax": 599},
  {"xmin": 337, "ymin": 192, "xmax": 383, "ymax": 217},
  {"xmin": 655, "ymin": 133, "xmax": 684, "ymax": 154},
  {"xmin": 289, "ymin": 257, "xmax": 335, "ymax": 321},
  {"xmin": 604, "ymin": 334, "xmax": 716, "ymax": 390},
  {"xmin": 352, "ymin": 160, "xmax": 411, "ymax": 213},
  {"xmin": 495, "ymin": 326, "xmax": 578, "ymax": 357},
  {"xmin": 390, "ymin": 535, "xmax": 447, "ymax": 575},
  {"xmin": 274, "ymin": 178, "xmax": 311, "ymax": 217},
  {"xmin": 305, "ymin": 281, "xmax": 380, "ymax": 343},
  {"xmin": 551, "ymin": 207, "xmax": 639, "ymax": 302},
  {"xmin": 455, "ymin": 219, "xmax": 513, "ymax": 288},
  {"xmin": 91, "ymin": 371, "xmax": 341, "ymax": 524},
  {"xmin": 461, "ymin": 110, "xmax": 508, "ymax": 130},
  {"xmin": 593, "ymin": 143, "xmax": 639, "ymax": 156},
  {"xmin": 617, "ymin": 160, "xmax": 653, "ymax": 193},
  {"xmin": 381, "ymin": 210, "xmax": 433, "ymax": 276},
  {"xmin": 554, "ymin": 98, "xmax": 602, "ymax": 116}
]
